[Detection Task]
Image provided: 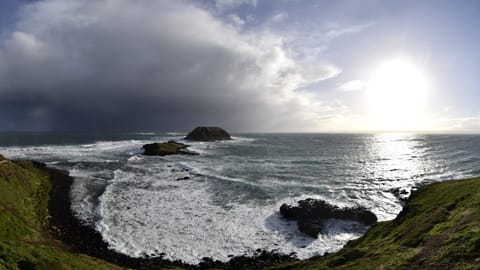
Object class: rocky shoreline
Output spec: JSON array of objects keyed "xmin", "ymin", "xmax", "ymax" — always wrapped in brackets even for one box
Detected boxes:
[
  {"xmin": 42, "ymin": 162, "xmax": 296, "ymax": 269},
  {"xmin": 43, "ymin": 162, "xmax": 188, "ymax": 269},
  {"xmin": 3, "ymin": 155, "xmax": 479, "ymax": 269}
]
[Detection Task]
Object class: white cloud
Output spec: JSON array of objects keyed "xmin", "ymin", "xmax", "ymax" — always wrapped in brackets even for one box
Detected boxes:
[
  {"xmin": 5, "ymin": 32, "xmax": 45, "ymax": 60},
  {"xmin": 323, "ymin": 23, "xmax": 373, "ymax": 41},
  {"xmin": 214, "ymin": 0, "xmax": 257, "ymax": 11},
  {"xmin": 443, "ymin": 105, "xmax": 453, "ymax": 112},
  {"xmin": 300, "ymin": 64, "xmax": 341, "ymax": 83},
  {"xmin": 337, "ymin": 80, "xmax": 366, "ymax": 91},
  {"xmin": 0, "ymin": 0, "xmax": 339, "ymax": 131},
  {"xmin": 271, "ymin": 12, "xmax": 288, "ymax": 23},
  {"xmin": 431, "ymin": 116, "xmax": 480, "ymax": 133},
  {"xmin": 227, "ymin": 13, "xmax": 245, "ymax": 28},
  {"xmin": 245, "ymin": 14, "xmax": 255, "ymax": 23}
]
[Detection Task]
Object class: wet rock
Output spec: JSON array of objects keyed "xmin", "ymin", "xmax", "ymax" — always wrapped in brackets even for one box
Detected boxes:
[
  {"xmin": 280, "ymin": 198, "xmax": 377, "ymax": 238},
  {"xmin": 390, "ymin": 187, "xmax": 410, "ymax": 204},
  {"xmin": 142, "ymin": 141, "xmax": 198, "ymax": 156},
  {"xmin": 297, "ymin": 219, "xmax": 324, "ymax": 238},
  {"xmin": 185, "ymin": 126, "xmax": 231, "ymax": 141},
  {"xmin": 197, "ymin": 250, "xmax": 296, "ymax": 269}
]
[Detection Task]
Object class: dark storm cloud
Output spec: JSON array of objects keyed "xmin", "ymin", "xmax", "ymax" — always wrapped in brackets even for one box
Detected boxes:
[{"xmin": 0, "ymin": 0, "xmax": 338, "ymax": 131}]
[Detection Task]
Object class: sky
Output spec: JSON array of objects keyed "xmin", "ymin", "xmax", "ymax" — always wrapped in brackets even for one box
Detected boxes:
[{"xmin": 0, "ymin": 0, "xmax": 479, "ymax": 132}]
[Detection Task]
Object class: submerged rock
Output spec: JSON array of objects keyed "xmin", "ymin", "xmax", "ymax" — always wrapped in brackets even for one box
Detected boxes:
[
  {"xmin": 280, "ymin": 198, "xmax": 377, "ymax": 238},
  {"xmin": 185, "ymin": 126, "xmax": 231, "ymax": 141},
  {"xmin": 142, "ymin": 141, "xmax": 198, "ymax": 156}
]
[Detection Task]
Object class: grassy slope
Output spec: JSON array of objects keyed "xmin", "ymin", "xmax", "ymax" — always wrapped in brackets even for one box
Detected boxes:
[
  {"xmin": 0, "ymin": 156, "xmax": 120, "ymax": 270},
  {"xmin": 271, "ymin": 177, "xmax": 480, "ymax": 270},
  {"xmin": 1, "ymin": 153, "xmax": 480, "ymax": 270}
]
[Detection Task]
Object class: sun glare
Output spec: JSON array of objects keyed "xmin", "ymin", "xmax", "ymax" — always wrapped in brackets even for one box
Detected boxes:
[{"xmin": 366, "ymin": 59, "xmax": 429, "ymax": 131}]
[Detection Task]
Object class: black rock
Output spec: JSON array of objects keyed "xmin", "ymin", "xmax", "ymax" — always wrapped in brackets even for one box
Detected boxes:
[
  {"xmin": 390, "ymin": 187, "xmax": 410, "ymax": 203},
  {"xmin": 185, "ymin": 127, "xmax": 231, "ymax": 141},
  {"xmin": 297, "ymin": 219, "xmax": 324, "ymax": 238},
  {"xmin": 142, "ymin": 141, "xmax": 197, "ymax": 156},
  {"xmin": 280, "ymin": 198, "xmax": 377, "ymax": 238}
]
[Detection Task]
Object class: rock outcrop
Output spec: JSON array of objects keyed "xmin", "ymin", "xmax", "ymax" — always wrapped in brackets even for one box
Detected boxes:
[
  {"xmin": 185, "ymin": 127, "xmax": 231, "ymax": 141},
  {"xmin": 280, "ymin": 198, "xmax": 377, "ymax": 237},
  {"xmin": 142, "ymin": 141, "xmax": 198, "ymax": 156},
  {"xmin": 390, "ymin": 187, "xmax": 410, "ymax": 204}
]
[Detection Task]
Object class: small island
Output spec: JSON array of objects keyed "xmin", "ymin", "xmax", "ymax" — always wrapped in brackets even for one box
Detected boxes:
[
  {"xmin": 142, "ymin": 141, "xmax": 198, "ymax": 156},
  {"xmin": 185, "ymin": 127, "xmax": 232, "ymax": 141}
]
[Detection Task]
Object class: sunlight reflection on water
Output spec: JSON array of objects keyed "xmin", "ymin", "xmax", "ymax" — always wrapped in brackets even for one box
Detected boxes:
[{"xmin": 368, "ymin": 133, "xmax": 428, "ymax": 184}]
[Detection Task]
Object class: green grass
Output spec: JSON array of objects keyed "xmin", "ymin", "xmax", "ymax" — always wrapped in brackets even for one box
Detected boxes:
[
  {"xmin": 2, "ymin": 153, "xmax": 480, "ymax": 269},
  {"xmin": 0, "ymin": 156, "xmax": 120, "ymax": 270},
  {"xmin": 270, "ymin": 177, "xmax": 480, "ymax": 270}
]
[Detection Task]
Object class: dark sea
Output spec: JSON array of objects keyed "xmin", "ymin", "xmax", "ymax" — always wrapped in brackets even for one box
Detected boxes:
[{"xmin": 1, "ymin": 132, "xmax": 480, "ymax": 264}]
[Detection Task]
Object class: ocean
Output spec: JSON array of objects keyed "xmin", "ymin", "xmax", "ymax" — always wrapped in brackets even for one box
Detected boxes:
[{"xmin": 1, "ymin": 132, "xmax": 480, "ymax": 264}]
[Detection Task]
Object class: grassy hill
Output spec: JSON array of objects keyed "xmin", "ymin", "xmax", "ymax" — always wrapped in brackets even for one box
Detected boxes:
[
  {"xmin": 1, "ymin": 154, "xmax": 480, "ymax": 269},
  {"xmin": 271, "ymin": 177, "xmax": 480, "ymax": 270},
  {"xmin": 0, "ymin": 155, "xmax": 120, "ymax": 270}
]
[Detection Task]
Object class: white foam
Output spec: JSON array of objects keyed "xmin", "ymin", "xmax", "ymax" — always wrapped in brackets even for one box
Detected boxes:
[
  {"xmin": 2, "ymin": 134, "xmax": 476, "ymax": 265},
  {"xmin": 134, "ymin": 132, "xmax": 157, "ymax": 135},
  {"xmin": 0, "ymin": 139, "xmax": 148, "ymax": 162},
  {"xmin": 167, "ymin": 132, "xmax": 185, "ymax": 136},
  {"xmin": 45, "ymin": 161, "xmax": 60, "ymax": 165},
  {"xmin": 127, "ymin": 155, "xmax": 144, "ymax": 162},
  {"xmin": 229, "ymin": 136, "xmax": 257, "ymax": 143},
  {"xmin": 174, "ymin": 136, "xmax": 258, "ymax": 156},
  {"xmin": 95, "ymin": 168, "xmax": 366, "ymax": 264},
  {"xmin": 170, "ymin": 160, "xmax": 262, "ymax": 187},
  {"xmin": 177, "ymin": 141, "xmax": 214, "ymax": 155}
]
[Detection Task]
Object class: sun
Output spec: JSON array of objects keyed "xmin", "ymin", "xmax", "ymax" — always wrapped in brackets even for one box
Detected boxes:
[{"xmin": 366, "ymin": 59, "xmax": 429, "ymax": 131}]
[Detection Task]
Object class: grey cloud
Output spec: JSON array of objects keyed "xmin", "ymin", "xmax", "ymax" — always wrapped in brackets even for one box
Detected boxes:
[
  {"xmin": 0, "ymin": 0, "xmax": 339, "ymax": 131},
  {"xmin": 214, "ymin": 0, "xmax": 257, "ymax": 11}
]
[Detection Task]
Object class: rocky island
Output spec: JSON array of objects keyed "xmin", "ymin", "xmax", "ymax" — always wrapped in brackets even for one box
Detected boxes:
[
  {"xmin": 142, "ymin": 140, "xmax": 198, "ymax": 156},
  {"xmin": 185, "ymin": 126, "xmax": 232, "ymax": 141}
]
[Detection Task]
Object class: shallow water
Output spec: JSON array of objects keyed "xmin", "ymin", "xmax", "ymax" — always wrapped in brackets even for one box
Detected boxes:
[{"xmin": 1, "ymin": 132, "xmax": 479, "ymax": 264}]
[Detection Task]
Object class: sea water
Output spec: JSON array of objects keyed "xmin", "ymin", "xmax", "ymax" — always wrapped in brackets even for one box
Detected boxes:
[{"xmin": 1, "ymin": 132, "xmax": 479, "ymax": 264}]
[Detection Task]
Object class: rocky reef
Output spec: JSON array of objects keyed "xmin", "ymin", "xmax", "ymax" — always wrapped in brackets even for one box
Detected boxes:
[
  {"xmin": 280, "ymin": 198, "xmax": 377, "ymax": 237},
  {"xmin": 142, "ymin": 140, "xmax": 198, "ymax": 156},
  {"xmin": 185, "ymin": 126, "xmax": 231, "ymax": 141}
]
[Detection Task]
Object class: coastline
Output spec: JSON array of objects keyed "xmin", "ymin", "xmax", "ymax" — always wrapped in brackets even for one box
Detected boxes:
[
  {"xmin": 43, "ymin": 163, "xmax": 296, "ymax": 269},
  {"xmin": 2, "ymin": 156, "xmax": 480, "ymax": 269},
  {"xmin": 44, "ymin": 163, "xmax": 190, "ymax": 269}
]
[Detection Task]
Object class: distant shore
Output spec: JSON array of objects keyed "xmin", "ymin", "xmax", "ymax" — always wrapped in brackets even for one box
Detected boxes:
[{"xmin": 44, "ymin": 163, "xmax": 296, "ymax": 269}]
